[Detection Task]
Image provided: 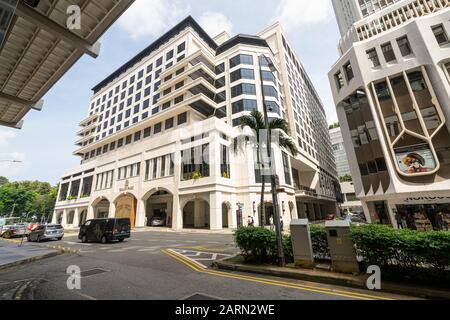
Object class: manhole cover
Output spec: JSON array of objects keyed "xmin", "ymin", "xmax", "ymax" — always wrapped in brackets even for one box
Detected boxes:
[
  {"xmin": 182, "ymin": 293, "xmax": 221, "ymax": 300},
  {"xmin": 80, "ymin": 268, "xmax": 109, "ymax": 278}
]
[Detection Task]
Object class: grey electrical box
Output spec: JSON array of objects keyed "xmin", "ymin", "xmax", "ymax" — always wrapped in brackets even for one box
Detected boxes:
[
  {"xmin": 325, "ymin": 220, "xmax": 359, "ymax": 274},
  {"xmin": 290, "ymin": 219, "xmax": 314, "ymax": 269}
]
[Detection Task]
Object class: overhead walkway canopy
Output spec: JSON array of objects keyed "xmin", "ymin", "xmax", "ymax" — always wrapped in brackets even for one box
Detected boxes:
[{"xmin": 0, "ymin": 0, "xmax": 134, "ymax": 129}]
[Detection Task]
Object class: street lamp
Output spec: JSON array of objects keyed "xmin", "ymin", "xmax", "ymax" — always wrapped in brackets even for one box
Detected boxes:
[{"xmin": 258, "ymin": 54, "xmax": 285, "ymax": 267}]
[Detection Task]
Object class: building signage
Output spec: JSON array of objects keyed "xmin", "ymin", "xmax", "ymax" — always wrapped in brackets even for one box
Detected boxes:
[
  {"xmin": 402, "ymin": 197, "xmax": 450, "ymax": 204},
  {"xmin": 395, "ymin": 145, "xmax": 437, "ymax": 175}
]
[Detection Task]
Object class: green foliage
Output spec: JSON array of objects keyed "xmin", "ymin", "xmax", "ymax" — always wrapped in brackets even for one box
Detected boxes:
[
  {"xmin": 0, "ymin": 179, "xmax": 57, "ymax": 221},
  {"xmin": 2, "ymin": 229, "xmax": 13, "ymax": 239},
  {"xmin": 351, "ymin": 224, "xmax": 450, "ymax": 284},
  {"xmin": 339, "ymin": 174, "xmax": 353, "ymax": 183},
  {"xmin": 0, "ymin": 176, "xmax": 9, "ymax": 186},
  {"xmin": 309, "ymin": 224, "xmax": 330, "ymax": 259},
  {"xmin": 191, "ymin": 171, "xmax": 203, "ymax": 180},
  {"xmin": 329, "ymin": 123, "xmax": 340, "ymax": 130},
  {"xmin": 234, "ymin": 227, "xmax": 293, "ymax": 264}
]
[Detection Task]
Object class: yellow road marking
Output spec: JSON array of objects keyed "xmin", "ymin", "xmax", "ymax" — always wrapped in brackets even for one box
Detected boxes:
[
  {"xmin": 177, "ymin": 246, "xmax": 227, "ymax": 253},
  {"xmin": 162, "ymin": 249, "xmax": 395, "ymax": 301}
]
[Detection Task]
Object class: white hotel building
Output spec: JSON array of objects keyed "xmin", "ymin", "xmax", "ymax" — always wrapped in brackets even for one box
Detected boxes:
[
  {"xmin": 329, "ymin": 0, "xmax": 450, "ymax": 230},
  {"xmin": 52, "ymin": 16, "xmax": 340, "ymax": 230}
]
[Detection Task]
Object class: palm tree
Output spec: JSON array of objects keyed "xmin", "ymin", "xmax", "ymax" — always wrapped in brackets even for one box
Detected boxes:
[{"xmin": 233, "ymin": 110, "xmax": 298, "ymax": 227}]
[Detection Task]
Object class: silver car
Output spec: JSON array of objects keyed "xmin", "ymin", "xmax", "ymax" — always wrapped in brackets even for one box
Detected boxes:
[{"xmin": 28, "ymin": 224, "xmax": 64, "ymax": 242}]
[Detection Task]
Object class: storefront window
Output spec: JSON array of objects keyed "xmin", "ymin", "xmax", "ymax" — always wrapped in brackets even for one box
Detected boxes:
[{"xmin": 396, "ymin": 204, "xmax": 450, "ymax": 231}]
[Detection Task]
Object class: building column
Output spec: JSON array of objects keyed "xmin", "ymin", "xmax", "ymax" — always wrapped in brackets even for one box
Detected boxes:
[
  {"xmin": 230, "ymin": 194, "xmax": 238, "ymax": 229},
  {"xmin": 135, "ymin": 199, "xmax": 146, "ymax": 228},
  {"xmin": 87, "ymin": 204, "xmax": 95, "ymax": 220},
  {"xmin": 171, "ymin": 195, "xmax": 182, "ymax": 231},
  {"xmin": 166, "ymin": 199, "xmax": 173, "ymax": 227},
  {"xmin": 73, "ymin": 208, "xmax": 80, "ymax": 227},
  {"xmin": 209, "ymin": 191, "xmax": 222, "ymax": 230},
  {"xmin": 51, "ymin": 209, "xmax": 57, "ymax": 224},
  {"xmin": 62, "ymin": 209, "xmax": 68, "ymax": 227},
  {"xmin": 194, "ymin": 200, "xmax": 204, "ymax": 228},
  {"xmin": 386, "ymin": 201, "xmax": 397, "ymax": 229},
  {"xmin": 108, "ymin": 201, "xmax": 116, "ymax": 218}
]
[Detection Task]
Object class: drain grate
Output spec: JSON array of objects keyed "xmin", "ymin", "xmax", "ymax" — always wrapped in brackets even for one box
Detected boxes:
[
  {"xmin": 80, "ymin": 268, "xmax": 109, "ymax": 278},
  {"xmin": 182, "ymin": 293, "xmax": 221, "ymax": 300}
]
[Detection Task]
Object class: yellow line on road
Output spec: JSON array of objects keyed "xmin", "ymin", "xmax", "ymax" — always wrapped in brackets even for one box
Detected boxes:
[
  {"xmin": 162, "ymin": 249, "xmax": 395, "ymax": 301},
  {"xmin": 177, "ymin": 246, "xmax": 227, "ymax": 253}
]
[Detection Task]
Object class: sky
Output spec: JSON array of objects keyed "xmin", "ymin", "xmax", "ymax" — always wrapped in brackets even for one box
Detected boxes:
[{"xmin": 0, "ymin": 0, "xmax": 341, "ymax": 184}]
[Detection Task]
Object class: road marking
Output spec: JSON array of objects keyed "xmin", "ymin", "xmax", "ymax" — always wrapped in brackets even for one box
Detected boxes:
[
  {"xmin": 162, "ymin": 249, "xmax": 395, "ymax": 301},
  {"xmin": 107, "ymin": 246, "xmax": 143, "ymax": 253},
  {"xmin": 177, "ymin": 246, "xmax": 228, "ymax": 253},
  {"xmin": 137, "ymin": 247, "xmax": 159, "ymax": 252},
  {"xmin": 64, "ymin": 241, "xmax": 91, "ymax": 246}
]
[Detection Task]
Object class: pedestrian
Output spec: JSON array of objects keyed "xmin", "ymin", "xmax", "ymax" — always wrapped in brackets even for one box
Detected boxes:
[
  {"xmin": 280, "ymin": 215, "xmax": 284, "ymax": 232},
  {"xmin": 247, "ymin": 216, "xmax": 254, "ymax": 227},
  {"xmin": 269, "ymin": 215, "xmax": 274, "ymax": 231}
]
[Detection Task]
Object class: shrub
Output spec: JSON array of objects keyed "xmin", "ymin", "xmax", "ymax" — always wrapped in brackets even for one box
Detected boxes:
[
  {"xmin": 309, "ymin": 224, "xmax": 330, "ymax": 259},
  {"xmin": 234, "ymin": 227, "xmax": 293, "ymax": 264},
  {"xmin": 351, "ymin": 224, "xmax": 450, "ymax": 285}
]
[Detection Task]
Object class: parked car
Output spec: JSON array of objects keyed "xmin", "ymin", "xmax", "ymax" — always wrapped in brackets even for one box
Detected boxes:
[
  {"xmin": 325, "ymin": 214, "xmax": 336, "ymax": 221},
  {"xmin": 150, "ymin": 216, "xmax": 165, "ymax": 227},
  {"xmin": 27, "ymin": 224, "xmax": 64, "ymax": 242},
  {"xmin": 345, "ymin": 213, "xmax": 366, "ymax": 223},
  {"xmin": 79, "ymin": 218, "xmax": 131, "ymax": 244}
]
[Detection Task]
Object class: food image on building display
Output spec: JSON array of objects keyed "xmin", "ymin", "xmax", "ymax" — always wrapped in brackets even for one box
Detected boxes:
[{"xmin": 395, "ymin": 146, "xmax": 437, "ymax": 175}]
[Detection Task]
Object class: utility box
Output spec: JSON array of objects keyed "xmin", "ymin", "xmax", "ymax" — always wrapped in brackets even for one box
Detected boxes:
[
  {"xmin": 325, "ymin": 220, "xmax": 359, "ymax": 274},
  {"xmin": 290, "ymin": 219, "xmax": 314, "ymax": 269}
]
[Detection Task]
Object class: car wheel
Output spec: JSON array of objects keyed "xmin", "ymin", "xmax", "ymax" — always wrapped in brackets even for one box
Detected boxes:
[
  {"xmin": 118, "ymin": 238, "xmax": 124, "ymax": 242},
  {"xmin": 81, "ymin": 235, "xmax": 87, "ymax": 243},
  {"xmin": 101, "ymin": 236, "xmax": 107, "ymax": 244},
  {"xmin": 57, "ymin": 237, "xmax": 63, "ymax": 241}
]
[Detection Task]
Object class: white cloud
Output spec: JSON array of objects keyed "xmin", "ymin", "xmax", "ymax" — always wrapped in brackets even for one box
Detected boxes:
[
  {"xmin": 118, "ymin": 0, "xmax": 190, "ymax": 40},
  {"xmin": 275, "ymin": 0, "xmax": 333, "ymax": 31},
  {"xmin": 198, "ymin": 12, "xmax": 233, "ymax": 38},
  {"xmin": 0, "ymin": 130, "xmax": 15, "ymax": 147}
]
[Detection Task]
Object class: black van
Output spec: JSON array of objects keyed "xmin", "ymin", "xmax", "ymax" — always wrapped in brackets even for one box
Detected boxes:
[{"xmin": 79, "ymin": 218, "xmax": 131, "ymax": 244}]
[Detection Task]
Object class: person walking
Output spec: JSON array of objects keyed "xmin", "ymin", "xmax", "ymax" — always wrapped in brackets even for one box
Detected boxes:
[
  {"xmin": 247, "ymin": 216, "xmax": 254, "ymax": 227},
  {"xmin": 269, "ymin": 215, "xmax": 274, "ymax": 231}
]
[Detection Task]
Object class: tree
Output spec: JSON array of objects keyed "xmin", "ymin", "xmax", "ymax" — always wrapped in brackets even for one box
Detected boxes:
[
  {"xmin": 339, "ymin": 174, "xmax": 353, "ymax": 183},
  {"xmin": 0, "ymin": 180, "xmax": 57, "ymax": 221},
  {"xmin": 329, "ymin": 123, "xmax": 340, "ymax": 130},
  {"xmin": 0, "ymin": 176, "xmax": 8, "ymax": 186},
  {"xmin": 234, "ymin": 111, "xmax": 298, "ymax": 227}
]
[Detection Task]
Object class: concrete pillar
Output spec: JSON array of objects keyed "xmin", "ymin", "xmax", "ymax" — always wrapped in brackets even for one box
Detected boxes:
[
  {"xmin": 135, "ymin": 199, "xmax": 146, "ymax": 227},
  {"xmin": 87, "ymin": 204, "xmax": 95, "ymax": 220},
  {"xmin": 166, "ymin": 199, "xmax": 173, "ymax": 227},
  {"xmin": 51, "ymin": 210, "xmax": 57, "ymax": 224},
  {"xmin": 62, "ymin": 209, "xmax": 68, "ymax": 227},
  {"xmin": 73, "ymin": 208, "xmax": 80, "ymax": 227},
  {"xmin": 386, "ymin": 201, "xmax": 397, "ymax": 229},
  {"xmin": 171, "ymin": 195, "xmax": 182, "ymax": 231},
  {"xmin": 194, "ymin": 200, "xmax": 205, "ymax": 228},
  {"xmin": 230, "ymin": 194, "xmax": 238, "ymax": 228},
  {"xmin": 209, "ymin": 191, "xmax": 222, "ymax": 230},
  {"xmin": 108, "ymin": 201, "xmax": 116, "ymax": 218}
]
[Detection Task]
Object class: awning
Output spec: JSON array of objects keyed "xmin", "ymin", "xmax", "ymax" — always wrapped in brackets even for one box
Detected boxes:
[{"xmin": 0, "ymin": 0, "xmax": 134, "ymax": 129}]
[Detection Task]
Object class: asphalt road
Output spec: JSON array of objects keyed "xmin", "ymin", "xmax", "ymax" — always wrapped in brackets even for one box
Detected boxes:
[{"xmin": 0, "ymin": 230, "xmax": 417, "ymax": 300}]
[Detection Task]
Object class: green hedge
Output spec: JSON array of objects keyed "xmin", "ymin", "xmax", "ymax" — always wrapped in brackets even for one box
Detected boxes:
[
  {"xmin": 309, "ymin": 224, "xmax": 330, "ymax": 260},
  {"xmin": 234, "ymin": 227, "xmax": 293, "ymax": 264},
  {"xmin": 350, "ymin": 224, "xmax": 450, "ymax": 284}
]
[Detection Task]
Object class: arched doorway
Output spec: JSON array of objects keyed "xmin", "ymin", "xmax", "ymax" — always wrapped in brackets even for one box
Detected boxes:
[
  {"xmin": 94, "ymin": 199, "xmax": 110, "ymax": 219},
  {"xmin": 56, "ymin": 211, "xmax": 63, "ymax": 224},
  {"xmin": 222, "ymin": 202, "xmax": 231, "ymax": 228},
  {"xmin": 67, "ymin": 211, "xmax": 75, "ymax": 225},
  {"xmin": 258, "ymin": 202, "xmax": 274, "ymax": 226},
  {"xmin": 183, "ymin": 200, "xmax": 210, "ymax": 229},
  {"xmin": 79, "ymin": 209, "xmax": 87, "ymax": 226},
  {"xmin": 115, "ymin": 194, "xmax": 137, "ymax": 227},
  {"xmin": 144, "ymin": 189, "xmax": 173, "ymax": 228}
]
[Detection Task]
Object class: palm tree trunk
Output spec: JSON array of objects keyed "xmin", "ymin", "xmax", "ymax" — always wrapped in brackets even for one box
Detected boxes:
[{"xmin": 260, "ymin": 165, "xmax": 265, "ymax": 227}]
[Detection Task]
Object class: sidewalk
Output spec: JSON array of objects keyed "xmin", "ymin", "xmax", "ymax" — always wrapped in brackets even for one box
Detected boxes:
[
  {"xmin": 132, "ymin": 227, "xmax": 235, "ymax": 235},
  {"xmin": 0, "ymin": 240, "xmax": 62, "ymax": 270},
  {"xmin": 213, "ymin": 256, "xmax": 450, "ymax": 300}
]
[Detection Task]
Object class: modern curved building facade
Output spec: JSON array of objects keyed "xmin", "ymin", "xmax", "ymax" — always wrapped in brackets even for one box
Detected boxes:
[
  {"xmin": 330, "ymin": 0, "xmax": 450, "ymax": 230},
  {"xmin": 52, "ymin": 17, "xmax": 340, "ymax": 231}
]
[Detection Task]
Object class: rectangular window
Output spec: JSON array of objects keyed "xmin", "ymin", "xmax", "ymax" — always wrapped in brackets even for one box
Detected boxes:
[
  {"xmin": 166, "ymin": 50, "xmax": 174, "ymax": 60},
  {"xmin": 229, "ymin": 54, "xmax": 253, "ymax": 68},
  {"xmin": 230, "ymin": 68, "xmax": 255, "ymax": 82},
  {"xmin": 343, "ymin": 62, "xmax": 354, "ymax": 82},
  {"xmin": 366, "ymin": 48, "xmax": 380, "ymax": 67},
  {"xmin": 177, "ymin": 42, "xmax": 186, "ymax": 53},
  {"xmin": 232, "ymin": 99, "xmax": 257, "ymax": 114},
  {"xmin": 397, "ymin": 36, "xmax": 412, "ymax": 56},
  {"xmin": 432, "ymin": 24, "xmax": 449, "ymax": 46},
  {"xmin": 335, "ymin": 71, "xmax": 344, "ymax": 90},
  {"xmin": 178, "ymin": 112, "xmax": 187, "ymax": 125},
  {"xmin": 381, "ymin": 42, "xmax": 396, "ymax": 63},
  {"xmin": 165, "ymin": 117, "xmax": 174, "ymax": 129},
  {"xmin": 231, "ymin": 83, "xmax": 256, "ymax": 98},
  {"xmin": 154, "ymin": 122, "xmax": 162, "ymax": 134},
  {"xmin": 282, "ymin": 152, "xmax": 292, "ymax": 185},
  {"xmin": 144, "ymin": 127, "xmax": 151, "ymax": 138}
]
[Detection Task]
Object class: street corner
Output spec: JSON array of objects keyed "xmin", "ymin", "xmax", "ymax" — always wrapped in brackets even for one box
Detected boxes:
[{"xmin": 0, "ymin": 242, "xmax": 63, "ymax": 271}]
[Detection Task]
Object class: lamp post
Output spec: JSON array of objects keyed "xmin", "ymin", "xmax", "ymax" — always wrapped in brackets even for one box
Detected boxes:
[{"xmin": 258, "ymin": 54, "xmax": 285, "ymax": 267}]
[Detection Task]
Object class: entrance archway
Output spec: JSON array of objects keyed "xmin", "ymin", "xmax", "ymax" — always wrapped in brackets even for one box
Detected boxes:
[
  {"xmin": 94, "ymin": 199, "xmax": 110, "ymax": 219},
  {"xmin": 144, "ymin": 189, "xmax": 173, "ymax": 227},
  {"xmin": 222, "ymin": 202, "xmax": 231, "ymax": 228},
  {"xmin": 67, "ymin": 211, "xmax": 75, "ymax": 225},
  {"xmin": 258, "ymin": 202, "xmax": 274, "ymax": 226},
  {"xmin": 79, "ymin": 209, "xmax": 87, "ymax": 226},
  {"xmin": 115, "ymin": 194, "xmax": 137, "ymax": 227},
  {"xmin": 183, "ymin": 200, "xmax": 210, "ymax": 229}
]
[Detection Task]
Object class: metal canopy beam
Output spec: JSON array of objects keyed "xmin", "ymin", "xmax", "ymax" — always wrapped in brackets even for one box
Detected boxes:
[
  {"xmin": 0, "ymin": 91, "xmax": 43, "ymax": 110},
  {"xmin": 15, "ymin": 2, "xmax": 100, "ymax": 58}
]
